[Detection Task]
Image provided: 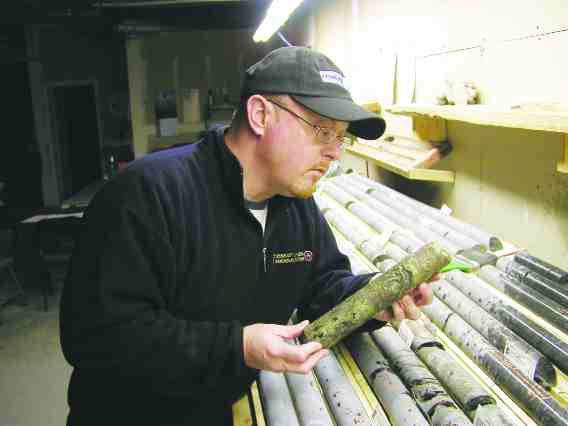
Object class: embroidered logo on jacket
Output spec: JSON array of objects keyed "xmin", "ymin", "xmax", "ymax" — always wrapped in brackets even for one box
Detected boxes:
[{"xmin": 272, "ymin": 251, "xmax": 314, "ymax": 265}]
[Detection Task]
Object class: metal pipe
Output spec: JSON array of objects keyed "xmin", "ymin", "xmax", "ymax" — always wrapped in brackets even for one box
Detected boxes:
[
  {"xmin": 422, "ymin": 298, "xmax": 568, "ymax": 426},
  {"xmin": 479, "ymin": 265, "xmax": 568, "ymax": 333},
  {"xmin": 258, "ymin": 371, "xmax": 301, "ymax": 426},
  {"xmin": 313, "ymin": 350, "xmax": 374, "ymax": 426},
  {"xmin": 344, "ymin": 333, "xmax": 430, "ymax": 426},
  {"xmin": 432, "ymin": 278, "xmax": 556, "ymax": 388},
  {"xmin": 444, "ymin": 270, "xmax": 568, "ymax": 377},
  {"xmin": 372, "ymin": 326, "xmax": 472, "ymax": 425}
]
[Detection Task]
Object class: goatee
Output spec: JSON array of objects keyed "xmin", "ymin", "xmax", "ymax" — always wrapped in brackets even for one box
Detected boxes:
[{"xmin": 290, "ymin": 180, "xmax": 317, "ymax": 199}]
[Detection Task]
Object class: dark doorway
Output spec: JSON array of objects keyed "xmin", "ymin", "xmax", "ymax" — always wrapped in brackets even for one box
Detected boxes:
[
  {"xmin": 0, "ymin": 62, "xmax": 43, "ymax": 208},
  {"xmin": 51, "ymin": 84, "xmax": 102, "ymax": 199}
]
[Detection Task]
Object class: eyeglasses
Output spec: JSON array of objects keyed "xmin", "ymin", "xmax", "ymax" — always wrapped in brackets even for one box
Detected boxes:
[{"xmin": 266, "ymin": 99, "xmax": 352, "ymax": 149}]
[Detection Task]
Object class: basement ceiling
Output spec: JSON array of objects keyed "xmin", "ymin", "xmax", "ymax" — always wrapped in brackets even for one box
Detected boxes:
[{"xmin": 0, "ymin": 0, "xmax": 271, "ymax": 30}]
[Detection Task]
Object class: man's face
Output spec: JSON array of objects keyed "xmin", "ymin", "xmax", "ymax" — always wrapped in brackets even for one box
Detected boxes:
[{"xmin": 262, "ymin": 97, "xmax": 348, "ymax": 199}]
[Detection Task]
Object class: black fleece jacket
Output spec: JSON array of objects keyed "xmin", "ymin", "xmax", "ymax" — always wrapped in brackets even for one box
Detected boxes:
[{"xmin": 60, "ymin": 127, "xmax": 383, "ymax": 425}]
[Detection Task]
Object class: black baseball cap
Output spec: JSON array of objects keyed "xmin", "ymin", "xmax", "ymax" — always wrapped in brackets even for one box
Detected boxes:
[{"xmin": 242, "ymin": 46, "xmax": 386, "ymax": 140}]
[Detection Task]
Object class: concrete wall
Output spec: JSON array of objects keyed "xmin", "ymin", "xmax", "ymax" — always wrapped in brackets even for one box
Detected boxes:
[
  {"xmin": 292, "ymin": 0, "xmax": 568, "ymax": 268},
  {"xmin": 0, "ymin": 27, "xmax": 42, "ymax": 207},
  {"xmin": 37, "ymin": 26, "xmax": 130, "ymax": 148},
  {"xmin": 126, "ymin": 29, "xmax": 273, "ymax": 157},
  {"xmin": 27, "ymin": 25, "xmax": 130, "ymax": 205}
]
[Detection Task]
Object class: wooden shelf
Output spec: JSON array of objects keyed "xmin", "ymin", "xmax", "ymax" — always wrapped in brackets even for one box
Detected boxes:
[
  {"xmin": 345, "ymin": 142, "xmax": 455, "ymax": 183},
  {"xmin": 386, "ymin": 103, "xmax": 568, "ymax": 134},
  {"xmin": 387, "ymin": 103, "xmax": 568, "ymax": 173}
]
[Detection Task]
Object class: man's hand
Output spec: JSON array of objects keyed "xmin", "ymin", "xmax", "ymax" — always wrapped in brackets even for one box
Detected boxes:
[
  {"xmin": 374, "ymin": 273, "xmax": 440, "ymax": 322},
  {"xmin": 243, "ymin": 320, "xmax": 329, "ymax": 374}
]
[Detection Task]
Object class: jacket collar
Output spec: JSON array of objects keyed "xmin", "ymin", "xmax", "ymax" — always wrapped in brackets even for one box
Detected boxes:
[{"xmin": 213, "ymin": 126, "xmax": 293, "ymax": 216}]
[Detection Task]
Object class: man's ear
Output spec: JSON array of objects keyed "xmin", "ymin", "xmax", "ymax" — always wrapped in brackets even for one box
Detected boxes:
[{"xmin": 246, "ymin": 95, "xmax": 271, "ymax": 137}]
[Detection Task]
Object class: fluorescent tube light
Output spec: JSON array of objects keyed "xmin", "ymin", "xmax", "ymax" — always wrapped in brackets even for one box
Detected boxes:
[{"xmin": 253, "ymin": 0, "xmax": 303, "ymax": 42}]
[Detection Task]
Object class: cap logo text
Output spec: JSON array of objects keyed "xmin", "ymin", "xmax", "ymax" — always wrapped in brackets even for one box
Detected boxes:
[{"xmin": 320, "ymin": 71, "xmax": 345, "ymax": 88}]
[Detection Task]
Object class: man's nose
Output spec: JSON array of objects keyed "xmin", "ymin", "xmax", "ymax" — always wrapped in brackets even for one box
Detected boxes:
[{"xmin": 323, "ymin": 143, "xmax": 343, "ymax": 161}]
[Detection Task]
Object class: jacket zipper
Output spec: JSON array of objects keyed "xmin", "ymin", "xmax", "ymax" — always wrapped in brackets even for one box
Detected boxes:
[{"xmin": 262, "ymin": 247, "xmax": 267, "ymax": 273}]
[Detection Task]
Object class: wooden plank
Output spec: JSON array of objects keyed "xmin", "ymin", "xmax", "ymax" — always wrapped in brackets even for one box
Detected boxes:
[
  {"xmin": 553, "ymin": 369, "xmax": 568, "ymax": 405},
  {"xmin": 346, "ymin": 144, "xmax": 455, "ymax": 183},
  {"xmin": 386, "ymin": 134, "xmax": 439, "ymax": 151},
  {"xmin": 249, "ymin": 381, "xmax": 266, "ymax": 426},
  {"xmin": 408, "ymin": 168, "xmax": 455, "ymax": 183},
  {"xmin": 387, "ymin": 104, "xmax": 568, "ymax": 134},
  {"xmin": 346, "ymin": 145, "xmax": 415, "ymax": 175},
  {"xmin": 358, "ymin": 139, "xmax": 425, "ymax": 162},
  {"xmin": 232, "ymin": 393, "xmax": 253, "ymax": 426}
]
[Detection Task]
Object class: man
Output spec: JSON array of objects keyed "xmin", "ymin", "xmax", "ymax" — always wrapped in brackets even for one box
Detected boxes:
[{"xmin": 60, "ymin": 46, "xmax": 434, "ymax": 426}]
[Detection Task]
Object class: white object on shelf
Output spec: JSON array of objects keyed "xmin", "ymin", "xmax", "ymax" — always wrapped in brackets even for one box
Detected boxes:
[
  {"xmin": 159, "ymin": 117, "xmax": 178, "ymax": 136},
  {"xmin": 183, "ymin": 88, "xmax": 201, "ymax": 123}
]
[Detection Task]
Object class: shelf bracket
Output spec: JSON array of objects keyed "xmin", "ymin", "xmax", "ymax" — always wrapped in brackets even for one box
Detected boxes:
[
  {"xmin": 557, "ymin": 135, "xmax": 568, "ymax": 174},
  {"xmin": 412, "ymin": 115, "xmax": 447, "ymax": 143}
]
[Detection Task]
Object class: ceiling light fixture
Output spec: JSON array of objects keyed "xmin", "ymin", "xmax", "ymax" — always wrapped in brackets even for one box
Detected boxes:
[{"xmin": 253, "ymin": 0, "xmax": 303, "ymax": 43}]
